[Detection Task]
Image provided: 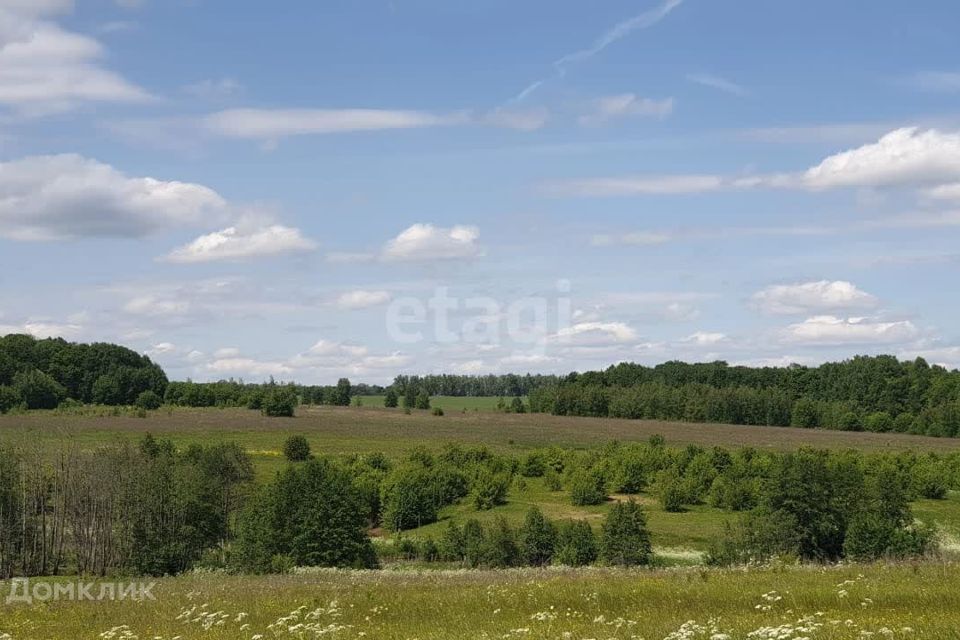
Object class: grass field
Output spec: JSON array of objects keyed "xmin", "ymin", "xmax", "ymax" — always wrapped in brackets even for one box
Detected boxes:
[
  {"xmin": 2, "ymin": 405, "xmax": 960, "ymax": 555},
  {"xmin": 1, "ymin": 563, "xmax": 958, "ymax": 639}
]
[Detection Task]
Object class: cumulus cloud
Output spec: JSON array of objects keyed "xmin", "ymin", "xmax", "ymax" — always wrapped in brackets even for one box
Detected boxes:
[
  {"xmin": 0, "ymin": 2, "xmax": 150, "ymax": 116},
  {"xmin": 382, "ymin": 223, "xmax": 482, "ymax": 262},
  {"xmin": 578, "ymin": 94, "xmax": 673, "ymax": 126},
  {"xmin": 780, "ymin": 315, "xmax": 918, "ymax": 346},
  {"xmin": 164, "ymin": 224, "xmax": 316, "ymax": 263},
  {"xmin": 0, "ymin": 154, "xmax": 229, "ymax": 240},
  {"xmin": 802, "ymin": 127, "xmax": 960, "ymax": 189},
  {"xmin": 336, "ymin": 290, "xmax": 391, "ymax": 310},
  {"xmin": 751, "ymin": 280, "xmax": 879, "ymax": 316}
]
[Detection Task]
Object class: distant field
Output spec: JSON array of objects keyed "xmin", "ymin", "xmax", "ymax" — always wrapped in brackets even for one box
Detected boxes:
[
  {"xmin": 357, "ymin": 395, "xmax": 518, "ymax": 411},
  {"xmin": 2, "ymin": 563, "xmax": 959, "ymax": 639}
]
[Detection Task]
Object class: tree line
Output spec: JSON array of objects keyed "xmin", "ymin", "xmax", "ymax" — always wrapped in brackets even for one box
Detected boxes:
[{"xmin": 529, "ymin": 356, "xmax": 960, "ymax": 437}]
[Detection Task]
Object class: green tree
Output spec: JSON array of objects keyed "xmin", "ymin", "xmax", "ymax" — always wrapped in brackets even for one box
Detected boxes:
[
  {"xmin": 554, "ymin": 520, "xmax": 598, "ymax": 566},
  {"xmin": 569, "ymin": 467, "xmax": 606, "ymax": 506},
  {"xmin": 332, "ymin": 378, "xmax": 352, "ymax": 406},
  {"xmin": 415, "ymin": 390, "xmax": 431, "ymax": 410},
  {"xmin": 519, "ymin": 507, "xmax": 556, "ymax": 566},
  {"xmin": 381, "ymin": 464, "xmax": 439, "ymax": 531},
  {"xmin": 0, "ymin": 386, "xmax": 20, "ymax": 414},
  {"xmin": 262, "ymin": 387, "xmax": 298, "ymax": 417},
  {"xmin": 135, "ymin": 390, "xmax": 163, "ymax": 410},
  {"xmin": 384, "ymin": 389, "xmax": 399, "ymax": 408},
  {"xmin": 13, "ymin": 369, "xmax": 65, "ymax": 409},
  {"xmin": 282, "ymin": 435, "xmax": 311, "ymax": 462},
  {"xmin": 599, "ymin": 500, "xmax": 652, "ymax": 566}
]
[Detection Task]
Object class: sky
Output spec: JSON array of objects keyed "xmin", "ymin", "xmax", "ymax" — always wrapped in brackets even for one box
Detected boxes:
[{"xmin": 2, "ymin": 0, "xmax": 960, "ymax": 384}]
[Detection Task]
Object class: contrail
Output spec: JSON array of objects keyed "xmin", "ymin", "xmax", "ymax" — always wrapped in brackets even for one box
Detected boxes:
[{"xmin": 510, "ymin": 0, "xmax": 685, "ymax": 103}]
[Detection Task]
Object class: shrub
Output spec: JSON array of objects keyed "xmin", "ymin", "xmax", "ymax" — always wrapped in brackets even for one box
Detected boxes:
[
  {"xmin": 262, "ymin": 387, "xmax": 298, "ymax": 417},
  {"xmin": 911, "ymin": 460, "xmax": 949, "ymax": 499},
  {"xmin": 135, "ymin": 390, "xmax": 163, "ymax": 410},
  {"xmin": 554, "ymin": 520, "xmax": 597, "ymax": 566},
  {"xmin": 543, "ymin": 467, "xmax": 564, "ymax": 491},
  {"xmin": 838, "ymin": 411, "xmax": 862, "ymax": 431},
  {"xmin": 864, "ymin": 412, "xmax": 894, "ymax": 433},
  {"xmin": 509, "ymin": 396, "xmax": 526, "ymax": 413},
  {"xmin": 415, "ymin": 390, "xmax": 431, "ymax": 410},
  {"xmin": 472, "ymin": 470, "xmax": 510, "ymax": 510},
  {"xmin": 599, "ymin": 500, "xmax": 652, "ymax": 566},
  {"xmin": 384, "ymin": 389, "xmax": 399, "ymax": 408},
  {"xmin": 282, "ymin": 435, "xmax": 311, "ymax": 462},
  {"xmin": 656, "ymin": 468, "xmax": 687, "ymax": 513},
  {"xmin": 706, "ymin": 508, "xmax": 801, "ymax": 566},
  {"xmin": 569, "ymin": 467, "xmax": 606, "ymax": 506},
  {"xmin": 463, "ymin": 519, "xmax": 486, "ymax": 567},
  {"xmin": 519, "ymin": 507, "xmax": 556, "ymax": 566},
  {"xmin": 432, "ymin": 406, "xmax": 444, "ymax": 416},
  {"xmin": 521, "ymin": 452, "xmax": 546, "ymax": 477},
  {"xmin": 483, "ymin": 517, "xmax": 520, "ymax": 568},
  {"xmin": 439, "ymin": 521, "xmax": 466, "ymax": 562}
]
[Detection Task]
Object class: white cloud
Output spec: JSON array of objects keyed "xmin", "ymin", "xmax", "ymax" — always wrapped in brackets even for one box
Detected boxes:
[
  {"xmin": 802, "ymin": 127, "xmax": 960, "ymax": 189},
  {"xmin": 590, "ymin": 231, "xmax": 671, "ymax": 246},
  {"xmin": 123, "ymin": 294, "xmax": 192, "ymax": 317},
  {"xmin": 683, "ymin": 331, "xmax": 728, "ymax": 346},
  {"xmin": 0, "ymin": 154, "xmax": 229, "ymax": 240},
  {"xmin": 382, "ymin": 223, "xmax": 482, "ymax": 261},
  {"xmin": 164, "ymin": 224, "xmax": 316, "ymax": 263},
  {"xmin": 553, "ymin": 321, "xmax": 637, "ymax": 344},
  {"xmin": 903, "ymin": 346, "xmax": 960, "ymax": 370},
  {"xmin": 0, "ymin": 320, "xmax": 83, "ymax": 339},
  {"xmin": 780, "ymin": 315, "xmax": 918, "ymax": 346},
  {"xmin": 202, "ymin": 108, "xmax": 466, "ymax": 140},
  {"xmin": 925, "ymin": 183, "xmax": 960, "ymax": 202},
  {"xmin": 336, "ymin": 290, "xmax": 391, "ymax": 310},
  {"xmin": 751, "ymin": 280, "xmax": 879, "ymax": 316},
  {"xmin": 0, "ymin": 3, "xmax": 150, "ymax": 116},
  {"xmin": 578, "ymin": 94, "xmax": 673, "ymax": 126},
  {"xmin": 686, "ymin": 73, "xmax": 747, "ymax": 97},
  {"xmin": 146, "ymin": 342, "xmax": 177, "ymax": 356}
]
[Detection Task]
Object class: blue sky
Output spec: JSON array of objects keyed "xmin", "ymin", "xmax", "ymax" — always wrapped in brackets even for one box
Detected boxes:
[{"xmin": 2, "ymin": 0, "xmax": 960, "ymax": 383}]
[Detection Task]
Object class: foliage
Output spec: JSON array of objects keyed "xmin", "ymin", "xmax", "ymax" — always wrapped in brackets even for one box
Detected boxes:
[
  {"xmin": 569, "ymin": 467, "xmax": 606, "ymax": 506},
  {"xmin": 519, "ymin": 507, "xmax": 556, "ymax": 566},
  {"xmin": 135, "ymin": 390, "xmax": 163, "ymax": 410},
  {"xmin": 384, "ymin": 389, "xmax": 399, "ymax": 408},
  {"xmin": 554, "ymin": 519, "xmax": 598, "ymax": 566},
  {"xmin": 262, "ymin": 386, "xmax": 298, "ymax": 417},
  {"xmin": 282, "ymin": 435, "xmax": 311, "ymax": 461},
  {"xmin": 471, "ymin": 469, "xmax": 510, "ymax": 510},
  {"xmin": 599, "ymin": 500, "xmax": 652, "ymax": 566}
]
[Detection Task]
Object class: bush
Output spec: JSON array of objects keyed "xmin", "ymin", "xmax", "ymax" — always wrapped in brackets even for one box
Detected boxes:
[
  {"xmin": 135, "ymin": 390, "xmax": 163, "ymax": 410},
  {"xmin": 472, "ymin": 470, "xmax": 510, "ymax": 510},
  {"xmin": 569, "ymin": 467, "xmax": 606, "ymax": 506},
  {"xmin": 656, "ymin": 469, "xmax": 687, "ymax": 512},
  {"xmin": 509, "ymin": 396, "xmax": 526, "ymax": 414},
  {"xmin": 262, "ymin": 387, "xmax": 298, "ymax": 417},
  {"xmin": 483, "ymin": 517, "xmax": 520, "ymax": 568},
  {"xmin": 0, "ymin": 385, "xmax": 20, "ymax": 413},
  {"xmin": 13, "ymin": 369, "xmax": 65, "ymax": 410},
  {"xmin": 554, "ymin": 519, "xmax": 597, "ymax": 566},
  {"xmin": 519, "ymin": 507, "xmax": 556, "ymax": 566},
  {"xmin": 432, "ymin": 406, "xmax": 444, "ymax": 416},
  {"xmin": 384, "ymin": 389, "xmax": 399, "ymax": 408},
  {"xmin": 543, "ymin": 467, "xmax": 564, "ymax": 491},
  {"xmin": 439, "ymin": 521, "xmax": 466, "ymax": 562},
  {"xmin": 415, "ymin": 390, "xmax": 431, "ymax": 410},
  {"xmin": 282, "ymin": 435, "xmax": 311, "ymax": 462},
  {"xmin": 599, "ymin": 500, "xmax": 652, "ymax": 566},
  {"xmin": 864, "ymin": 412, "xmax": 894, "ymax": 433},
  {"xmin": 706, "ymin": 509, "xmax": 801, "ymax": 566}
]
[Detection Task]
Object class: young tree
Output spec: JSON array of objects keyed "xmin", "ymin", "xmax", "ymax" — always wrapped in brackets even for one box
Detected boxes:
[
  {"xmin": 262, "ymin": 387, "xmax": 298, "ymax": 417},
  {"xmin": 332, "ymin": 378, "xmax": 352, "ymax": 406},
  {"xmin": 569, "ymin": 467, "xmax": 606, "ymax": 506},
  {"xmin": 599, "ymin": 500, "xmax": 652, "ymax": 566},
  {"xmin": 13, "ymin": 369, "xmax": 65, "ymax": 409},
  {"xmin": 384, "ymin": 389, "xmax": 399, "ymax": 408},
  {"xmin": 519, "ymin": 507, "xmax": 557, "ymax": 566},
  {"xmin": 554, "ymin": 520, "xmax": 598, "ymax": 566},
  {"xmin": 282, "ymin": 435, "xmax": 311, "ymax": 462},
  {"xmin": 135, "ymin": 390, "xmax": 163, "ymax": 410},
  {"xmin": 415, "ymin": 390, "xmax": 431, "ymax": 410}
]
